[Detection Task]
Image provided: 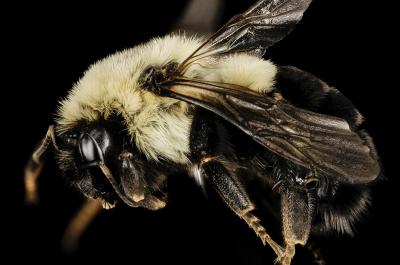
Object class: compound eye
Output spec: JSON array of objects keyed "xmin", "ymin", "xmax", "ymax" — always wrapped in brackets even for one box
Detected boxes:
[{"xmin": 79, "ymin": 133, "xmax": 105, "ymax": 167}]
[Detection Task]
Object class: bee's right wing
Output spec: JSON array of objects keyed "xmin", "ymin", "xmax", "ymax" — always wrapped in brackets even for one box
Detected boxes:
[
  {"xmin": 177, "ymin": 0, "xmax": 312, "ymax": 73},
  {"xmin": 168, "ymin": 0, "xmax": 380, "ymax": 183},
  {"xmin": 162, "ymin": 78, "xmax": 380, "ymax": 184}
]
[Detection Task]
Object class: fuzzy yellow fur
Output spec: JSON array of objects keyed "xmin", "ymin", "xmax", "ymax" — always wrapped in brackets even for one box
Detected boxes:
[{"xmin": 57, "ymin": 34, "xmax": 277, "ymax": 163}]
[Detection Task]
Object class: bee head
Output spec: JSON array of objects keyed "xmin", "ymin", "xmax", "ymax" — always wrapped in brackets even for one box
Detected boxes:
[{"xmin": 55, "ymin": 118, "xmax": 168, "ymax": 210}]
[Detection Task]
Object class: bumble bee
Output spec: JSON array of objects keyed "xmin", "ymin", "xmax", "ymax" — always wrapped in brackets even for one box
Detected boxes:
[{"xmin": 24, "ymin": 0, "xmax": 380, "ymax": 264}]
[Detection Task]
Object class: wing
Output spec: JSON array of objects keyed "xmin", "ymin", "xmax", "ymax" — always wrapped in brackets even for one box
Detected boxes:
[
  {"xmin": 177, "ymin": 0, "xmax": 312, "ymax": 73},
  {"xmin": 161, "ymin": 78, "xmax": 380, "ymax": 184}
]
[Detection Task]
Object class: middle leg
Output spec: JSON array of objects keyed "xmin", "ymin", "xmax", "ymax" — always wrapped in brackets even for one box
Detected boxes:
[{"xmin": 189, "ymin": 109, "xmax": 284, "ymax": 257}]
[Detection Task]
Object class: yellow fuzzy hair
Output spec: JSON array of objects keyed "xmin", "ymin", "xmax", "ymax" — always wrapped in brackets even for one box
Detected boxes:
[{"xmin": 56, "ymin": 34, "xmax": 277, "ymax": 164}]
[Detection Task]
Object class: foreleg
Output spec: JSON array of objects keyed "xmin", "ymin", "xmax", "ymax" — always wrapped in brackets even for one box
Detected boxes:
[{"xmin": 24, "ymin": 125, "xmax": 58, "ymax": 204}]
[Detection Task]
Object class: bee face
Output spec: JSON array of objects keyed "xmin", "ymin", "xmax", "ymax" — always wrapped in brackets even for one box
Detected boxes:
[{"xmin": 56, "ymin": 118, "xmax": 169, "ymax": 210}]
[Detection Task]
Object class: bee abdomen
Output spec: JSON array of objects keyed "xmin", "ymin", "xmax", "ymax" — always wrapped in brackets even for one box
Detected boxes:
[{"xmin": 275, "ymin": 66, "xmax": 364, "ymax": 129}]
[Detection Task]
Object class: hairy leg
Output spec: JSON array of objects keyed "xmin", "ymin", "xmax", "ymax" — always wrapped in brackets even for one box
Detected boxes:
[
  {"xmin": 61, "ymin": 199, "xmax": 103, "ymax": 253},
  {"xmin": 189, "ymin": 109, "xmax": 285, "ymax": 259},
  {"xmin": 24, "ymin": 125, "xmax": 58, "ymax": 204},
  {"xmin": 201, "ymin": 158, "xmax": 284, "ymax": 257}
]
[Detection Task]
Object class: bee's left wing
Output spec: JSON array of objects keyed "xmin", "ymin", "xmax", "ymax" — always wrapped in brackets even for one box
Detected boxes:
[
  {"xmin": 177, "ymin": 0, "xmax": 312, "ymax": 73},
  {"xmin": 162, "ymin": 78, "xmax": 380, "ymax": 184}
]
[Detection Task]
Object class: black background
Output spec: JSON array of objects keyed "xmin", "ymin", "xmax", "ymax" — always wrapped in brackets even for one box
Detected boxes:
[{"xmin": 5, "ymin": 0, "xmax": 396, "ymax": 264}]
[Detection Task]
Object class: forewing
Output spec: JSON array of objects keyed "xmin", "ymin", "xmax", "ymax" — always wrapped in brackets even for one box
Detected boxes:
[
  {"xmin": 163, "ymin": 79, "xmax": 380, "ymax": 184},
  {"xmin": 179, "ymin": 0, "xmax": 312, "ymax": 69}
]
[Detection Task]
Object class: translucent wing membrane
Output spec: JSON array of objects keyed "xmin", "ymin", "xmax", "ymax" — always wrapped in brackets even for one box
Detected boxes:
[
  {"xmin": 163, "ymin": 79, "xmax": 380, "ymax": 183},
  {"xmin": 166, "ymin": 0, "xmax": 379, "ymax": 183},
  {"xmin": 178, "ymin": 0, "xmax": 312, "ymax": 72}
]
